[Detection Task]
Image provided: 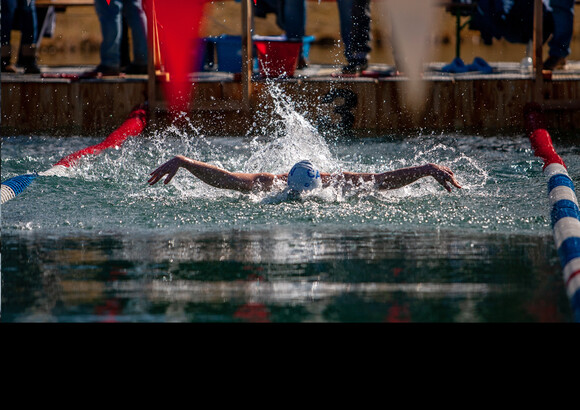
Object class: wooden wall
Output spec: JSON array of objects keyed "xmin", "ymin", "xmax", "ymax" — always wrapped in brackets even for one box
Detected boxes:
[
  {"xmin": 1, "ymin": 78, "xmax": 147, "ymax": 136},
  {"xmin": 2, "ymin": 76, "xmax": 579, "ymax": 136}
]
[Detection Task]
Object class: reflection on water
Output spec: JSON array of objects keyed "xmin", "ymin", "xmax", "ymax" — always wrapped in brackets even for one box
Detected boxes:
[{"xmin": 1, "ymin": 226, "xmax": 571, "ymax": 322}]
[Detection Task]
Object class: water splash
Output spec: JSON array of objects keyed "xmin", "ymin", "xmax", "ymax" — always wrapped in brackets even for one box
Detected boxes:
[
  {"xmin": 3, "ymin": 129, "xmax": 555, "ymax": 237},
  {"xmin": 137, "ymin": 84, "xmax": 488, "ymax": 206},
  {"xmin": 245, "ymin": 81, "xmax": 338, "ymax": 175},
  {"xmin": 407, "ymin": 137, "xmax": 490, "ymax": 191},
  {"xmin": 4, "ymin": 88, "xmax": 498, "ymax": 236}
]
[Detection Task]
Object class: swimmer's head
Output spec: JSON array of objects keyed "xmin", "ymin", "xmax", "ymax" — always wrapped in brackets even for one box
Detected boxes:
[{"xmin": 287, "ymin": 160, "xmax": 322, "ymax": 192}]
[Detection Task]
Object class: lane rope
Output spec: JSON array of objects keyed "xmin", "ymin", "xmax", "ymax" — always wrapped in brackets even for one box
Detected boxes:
[
  {"xmin": 525, "ymin": 102, "xmax": 580, "ymax": 322},
  {"xmin": 1, "ymin": 103, "xmax": 147, "ymax": 204}
]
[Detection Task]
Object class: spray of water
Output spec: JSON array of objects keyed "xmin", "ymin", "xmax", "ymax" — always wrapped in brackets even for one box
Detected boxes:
[
  {"xmin": 28, "ymin": 82, "xmax": 485, "ymax": 213},
  {"xmin": 408, "ymin": 136, "xmax": 489, "ymax": 191},
  {"xmin": 244, "ymin": 81, "xmax": 338, "ymax": 175}
]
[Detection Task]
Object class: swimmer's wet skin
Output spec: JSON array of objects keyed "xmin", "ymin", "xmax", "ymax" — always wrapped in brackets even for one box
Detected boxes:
[{"xmin": 148, "ymin": 155, "xmax": 462, "ymax": 194}]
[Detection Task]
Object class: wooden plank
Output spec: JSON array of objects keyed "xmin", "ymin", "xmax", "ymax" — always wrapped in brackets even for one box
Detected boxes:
[
  {"xmin": 78, "ymin": 80, "xmax": 146, "ymax": 133},
  {"xmin": 3, "ymin": 73, "xmax": 580, "ymax": 135},
  {"xmin": 241, "ymin": 0, "xmax": 253, "ymax": 113},
  {"xmin": 1, "ymin": 78, "xmax": 147, "ymax": 134},
  {"xmin": 1, "ymin": 81, "xmax": 81, "ymax": 132}
]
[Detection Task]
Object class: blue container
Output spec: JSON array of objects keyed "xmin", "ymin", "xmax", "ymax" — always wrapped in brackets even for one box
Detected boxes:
[
  {"xmin": 205, "ymin": 34, "xmax": 315, "ymax": 73},
  {"xmin": 193, "ymin": 38, "xmax": 210, "ymax": 72},
  {"xmin": 209, "ymin": 35, "xmax": 243, "ymax": 73}
]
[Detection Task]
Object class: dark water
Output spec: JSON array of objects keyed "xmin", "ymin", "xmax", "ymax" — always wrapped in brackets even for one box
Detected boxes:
[
  {"xmin": 1, "ymin": 225, "xmax": 570, "ymax": 322},
  {"xmin": 2, "ymin": 87, "xmax": 578, "ymax": 322}
]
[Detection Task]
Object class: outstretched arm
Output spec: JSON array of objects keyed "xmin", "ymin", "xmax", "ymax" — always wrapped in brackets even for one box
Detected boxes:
[
  {"xmin": 322, "ymin": 163, "xmax": 461, "ymax": 192},
  {"xmin": 148, "ymin": 155, "xmax": 278, "ymax": 193},
  {"xmin": 149, "ymin": 157, "xmax": 461, "ymax": 193}
]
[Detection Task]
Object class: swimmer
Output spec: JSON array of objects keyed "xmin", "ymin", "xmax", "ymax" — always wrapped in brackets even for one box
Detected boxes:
[{"xmin": 148, "ymin": 155, "xmax": 462, "ymax": 194}]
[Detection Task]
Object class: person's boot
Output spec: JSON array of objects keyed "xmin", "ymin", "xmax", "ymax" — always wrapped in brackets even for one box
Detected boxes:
[
  {"xmin": 543, "ymin": 56, "xmax": 566, "ymax": 71},
  {"xmin": 18, "ymin": 44, "xmax": 41, "ymax": 74},
  {"xmin": 341, "ymin": 59, "xmax": 368, "ymax": 75},
  {"xmin": 1, "ymin": 44, "xmax": 17, "ymax": 73}
]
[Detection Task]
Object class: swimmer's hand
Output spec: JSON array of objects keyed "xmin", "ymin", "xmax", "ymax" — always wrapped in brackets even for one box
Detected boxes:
[
  {"xmin": 373, "ymin": 163, "xmax": 462, "ymax": 192},
  {"xmin": 148, "ymin": 155, "xmax": 184, "ymax": 185},
  {"xmin": 425, "ymin": 163, "xmax": 462, "ymax": 192}
]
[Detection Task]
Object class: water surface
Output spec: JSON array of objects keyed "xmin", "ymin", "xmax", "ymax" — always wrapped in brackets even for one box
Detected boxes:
[{"xmin": 2, "ymin": 91, "xmax": 577, "ymax": 322}]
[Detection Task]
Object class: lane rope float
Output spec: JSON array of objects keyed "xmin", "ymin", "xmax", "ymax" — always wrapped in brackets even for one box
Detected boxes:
[
  {"xmin": 525, "ymin": 102, "xmax": 580, "ymax": 322},
  {"xmin": 1, "ymin": 103, "xmax": 148, "ymax": 204},
  {"xmin": 1, "ymin": 173, "xmax": 38, "ymax": 204}
]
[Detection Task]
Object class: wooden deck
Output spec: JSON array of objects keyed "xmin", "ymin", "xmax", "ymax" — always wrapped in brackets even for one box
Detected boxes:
[{"xmin": 2, "ymin": 61, "xmax": 580, "ymax": 136}]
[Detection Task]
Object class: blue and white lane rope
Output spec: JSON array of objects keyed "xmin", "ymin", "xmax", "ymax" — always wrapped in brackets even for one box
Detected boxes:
[
  {"xmin": 1, "ymin": 104, "xmax": 147, "ymax": 205},
  {"xmin": 525, "ymin": 103, "xmax": 580, "ymax": 321},
  {"xmin": 546, "ymin": 163, "xmax": 580, "ymax": 318},
  {"xmin": 1, "ymin": 173, "xmax": 38, "ymax": 204}
]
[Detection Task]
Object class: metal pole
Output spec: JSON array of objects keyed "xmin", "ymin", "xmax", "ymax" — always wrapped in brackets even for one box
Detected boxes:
[
  {"xmin": 455, "ymin": 11, "xmax": 461, "ymax": 59},
  {"xmin": 146, "ymin": 0, "xmax": 157, "ymax": 121},
  {"xmin": 241, "ymin": 0, "xmax": 253, "ymax": 113},
  {"xmin": 533, "ymin": 0, "xmax": 543, "ymax": 102}
]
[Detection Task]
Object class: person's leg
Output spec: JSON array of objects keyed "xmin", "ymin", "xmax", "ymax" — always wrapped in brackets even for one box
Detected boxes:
[
  {"xmin": 337, "ymin": 0, "xmax": 354, "ymax": 61},
  {"xmin": 122, "ymin": 0, "xmax": 148, "ymax": 71},
  {"xmin": 253, "ymin": 0, "xmax": 277, "ymax": 19},
  {"xmin": 16, "ymin": 0, "xmax": 40, "ymax": 73},
  {"xmin": 1, "ymin": 0, "xmax": 17, "ymax": 71},
  {"xmin": 279, "ymin": 0, "xmax": 305, "ymax": 39},
  {"xmin": 342, "ymin": 0, "xmax": 371, "ymax": 73},
  {"xmin": 94, "ymin": 0, "xmax": 123, "ymax": 72},
  {"xmin": 279, "ymin": 0, "xmax": 307, "ymax": 67},
  {"xmin": 544, "ymin": 0, "xmax": 574, "ymax": 69}
]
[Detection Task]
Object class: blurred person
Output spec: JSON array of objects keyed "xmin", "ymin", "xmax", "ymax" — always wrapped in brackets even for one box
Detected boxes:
[
  {"xmin": 84, "ymin": 0, "xmax": 148, "ymax": 77},
  {"xmin": 469, "ymin": 0, "xmax": 574, "ymax": 70},
  {"xmin": 337, "ymin": 0, "xmax": 371, "ymax": 74},
  {"xmin": 1, "ymin": 0, "xmax": 41, "ymax": 73},
  {"xmin": 543, "ymin": 0, "xmax": 575, "ymax": 70}
]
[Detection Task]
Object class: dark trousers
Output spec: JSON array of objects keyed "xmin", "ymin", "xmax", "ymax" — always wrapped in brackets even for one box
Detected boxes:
[{"xmin": 1, "ymin": 0, "xmax": 38, "ymax": 48}]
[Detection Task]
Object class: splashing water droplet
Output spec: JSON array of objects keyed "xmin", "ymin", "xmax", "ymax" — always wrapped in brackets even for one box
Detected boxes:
[{"xmin": 245, "ymin": 82, "xmax": 338, "ymax": 174}]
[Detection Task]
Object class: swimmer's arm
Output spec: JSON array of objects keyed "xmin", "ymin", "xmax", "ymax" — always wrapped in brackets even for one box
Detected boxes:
[
  {"xmin": 148, "ymin": 155, "xmax": 277, "ymax": 193},
  {"xmin": 326, "ymin": 164, "xmax": 461, "ymax": 192}
]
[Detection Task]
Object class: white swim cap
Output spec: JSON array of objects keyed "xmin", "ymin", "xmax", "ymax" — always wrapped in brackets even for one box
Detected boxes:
[{"xmin": 287, "ymin": 160, "xmax": 321, "ymax": 192}]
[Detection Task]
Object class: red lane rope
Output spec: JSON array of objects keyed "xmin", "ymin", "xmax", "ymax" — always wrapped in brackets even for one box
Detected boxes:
[
  {"xmin": 524, "ymin": 102, "xmax": 566, "ymax": 170},
  {"xmin": 54, "ymin": 104, "xmax": 148, "ymax": 168}
]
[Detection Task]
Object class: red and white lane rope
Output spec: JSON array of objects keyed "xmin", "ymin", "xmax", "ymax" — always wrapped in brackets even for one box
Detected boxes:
[{"xmin": 1, "ymin": 104, "xmax": 147, "ymax": 204}]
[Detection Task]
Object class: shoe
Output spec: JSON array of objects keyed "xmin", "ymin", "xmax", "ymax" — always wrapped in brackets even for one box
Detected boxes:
[
  {"xmin": 17, "ymin": 45, "xmax": 41, "ymax": 74},
  {"xmin": 441, "ymin": 57, "xmax": 468, "ymax": 73},
  {"xmin": 1, "ymin": 60, "xmax": 17, "ymax": 73},
  {"xmin": 296, "ymin": 56, "xmax": 308, "ymax": 70},
  {"xmin": 341, "ymin": 59, "xmax": 368, "ymax": 74},
  {"xmin": 81, "ymin": 64, "xmax": 121, "ymax": 78},
  {"xmin": 466, "ymin": 57, "xmax": 492, "ymax": 74},
  {"xmin": 123, "ymin": 63, "xmax": 148, "ymax": 75},
  {"xmin": 543, "ymin": 56, "xmax": 566, "ymax": 71},
  {"xmin": 22, "ymin": 62, "xmax": 41, "ymax": 74}
]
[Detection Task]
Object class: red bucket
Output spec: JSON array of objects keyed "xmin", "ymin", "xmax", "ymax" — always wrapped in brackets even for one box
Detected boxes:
[{"xmin": 253, "ymin": 36, "xmax": 302, "ymax": 78}]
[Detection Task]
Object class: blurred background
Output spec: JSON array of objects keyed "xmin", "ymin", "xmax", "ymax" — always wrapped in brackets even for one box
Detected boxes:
[{"xmin": 15, "ymin": 1, "xmax": 580, "ymax": 68}]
